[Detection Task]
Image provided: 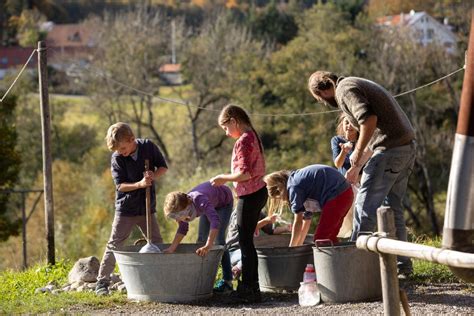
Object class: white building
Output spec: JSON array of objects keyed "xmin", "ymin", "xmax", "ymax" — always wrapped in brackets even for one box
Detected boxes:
[{"xmin": 377, "ymin": 10, "xmax": 457, "ymax": 54}]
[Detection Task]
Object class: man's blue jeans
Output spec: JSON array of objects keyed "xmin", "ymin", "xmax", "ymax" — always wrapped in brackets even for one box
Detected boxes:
[{"xmin": 351, "ymin": 141, "xmax": 416, "ymax": 271}]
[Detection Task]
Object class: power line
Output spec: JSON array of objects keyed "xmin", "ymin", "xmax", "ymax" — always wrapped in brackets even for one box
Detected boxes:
[
  {"xmin": 83, "ymin": 62, "xmax": 465, "ymax": 117},
  {"xmin": 393, "ymin": 66, "xmax": 465, "ymax": 98},
  {"xmin": 0, "ymin": 47, "xmax": 465, "ymax": 117},
  {"xmin": 0, "ymin": 49, "xmax": 37, "ymax": 103}
]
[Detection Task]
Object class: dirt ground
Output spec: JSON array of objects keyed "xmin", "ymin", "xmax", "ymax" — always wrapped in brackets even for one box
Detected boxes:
[{"xmin": 66, "ymin": 282, "xmax": 473, "ymax": 315}]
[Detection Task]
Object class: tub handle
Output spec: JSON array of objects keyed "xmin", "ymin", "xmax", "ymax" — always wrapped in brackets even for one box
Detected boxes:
[{"xmin": 314, "ymin": 239, "xmax": 334, "ymax": 250}]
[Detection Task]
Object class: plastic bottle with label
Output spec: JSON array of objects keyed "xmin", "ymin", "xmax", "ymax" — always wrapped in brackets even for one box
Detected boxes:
[{"xmin": 298, "ymin": 264, "xmax": 321, "ymax": 306}]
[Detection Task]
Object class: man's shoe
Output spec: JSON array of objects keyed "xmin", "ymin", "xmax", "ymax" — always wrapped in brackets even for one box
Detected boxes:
[
  {"xmin": 213, "ymin": 279, "xmax": 233, "ymax": 294},
  {"xmin": 95, "ymin": 280, "xmax": 109, "ymax": 296}
]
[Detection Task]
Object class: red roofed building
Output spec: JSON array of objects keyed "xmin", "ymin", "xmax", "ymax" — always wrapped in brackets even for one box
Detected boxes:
[
  {"xmin": 0, "ymin": 46, "xmax": 37, "ymax": 80},
  {"xmin": 159, "ymin": 63, "xmax": 182, "ymax": 86},
  {"xmin": 45, "ymin": 23, "xmax": 96, "ymax": 70},
  {"xmin": 376, "ymin": 10, "xmax": 457, "ymax": 54}
]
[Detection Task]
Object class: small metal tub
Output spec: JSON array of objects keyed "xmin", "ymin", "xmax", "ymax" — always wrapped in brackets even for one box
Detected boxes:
[
  {"xmin": 113, "ymin": 244, "xmax": 224, "ymax": 303},
  {"xmin": 255, "ymin": 234, "xmax": 314, "ymax": 292}
]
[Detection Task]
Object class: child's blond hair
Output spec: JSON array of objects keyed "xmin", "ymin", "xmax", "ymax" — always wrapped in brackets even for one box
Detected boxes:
[
  {"xmin": 263, "ymin": 170, "xmax": 291, "ymax": 217},
  {"xmin": 105, "ymin": 122, "xmax": 135, "ymax": 151},
  {"xmin": 163, "ymin": 191, "xmax": 191, "ymax": 217}
]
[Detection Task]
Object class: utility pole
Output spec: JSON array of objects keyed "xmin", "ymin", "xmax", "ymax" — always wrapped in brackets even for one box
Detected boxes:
[
  {"xmin": 171, "ymin": 19, "xmax": 176, "ymax": 64},
  {"xmin": 38, "ymin": 41, "xmax": 55, "ymax": 265},
  {"xmin": 442, "ymin": 9, "xmax": 474, "ymax": 282}
]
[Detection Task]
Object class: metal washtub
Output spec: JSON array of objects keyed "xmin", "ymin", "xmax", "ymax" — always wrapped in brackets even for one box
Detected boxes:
[
  {"xmin": 255, "ymin": 234, "xmax": 314, "ymax": 292},
  {"xmin": 113, "ymin": 244, "xmax": 224, "ymax": 302},
  {"xmin": 313, "ymin": 241, "xmax": 382, "ymax": 302}
]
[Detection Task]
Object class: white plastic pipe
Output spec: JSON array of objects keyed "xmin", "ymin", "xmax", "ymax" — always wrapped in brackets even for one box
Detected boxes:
[{"xmin": 357, "ymin": 235, "xmax": 474, "ymax": 269}]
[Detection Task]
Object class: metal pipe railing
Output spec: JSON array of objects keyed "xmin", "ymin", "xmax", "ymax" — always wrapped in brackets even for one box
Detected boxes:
[{"xmin": 357, "ymin": 234, "xmax": 474, "ymax": 269}]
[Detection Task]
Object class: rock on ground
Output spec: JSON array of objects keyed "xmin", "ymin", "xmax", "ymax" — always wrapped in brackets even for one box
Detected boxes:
[{"xmin": 68, "ymin": 256, "xmax": 100, "ymax": 283}]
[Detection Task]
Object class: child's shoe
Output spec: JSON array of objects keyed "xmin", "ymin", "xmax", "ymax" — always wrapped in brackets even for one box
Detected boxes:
[
  {"xmin": 95, "ymin": 280, "xmax": 110, "ymax": 296},
  {"xmin": 213, "ymin": 279, "xmax": 233, "ymax": 294},
  {"xmin": 227, "ymin": 281, "xmax": 261, "ymax": 304}
]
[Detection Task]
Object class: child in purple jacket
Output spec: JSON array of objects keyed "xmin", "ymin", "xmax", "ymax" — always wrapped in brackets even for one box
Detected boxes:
[{"xmin": 163, "ymin": 181, "xmax": 234, "ymax": 293}]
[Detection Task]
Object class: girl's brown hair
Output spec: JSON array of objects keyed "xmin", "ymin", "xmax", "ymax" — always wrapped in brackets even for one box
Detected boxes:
[
  {"xmin": 163, "ymin": 192, "xmax": 191, "ymax": 217},
  {"xmin": 263, "ymin": 170, "xmax": 291, "ymax": 217},
  {"xmin": 218, "ymin": 104, "xmax": 264, "ymax": 153}
]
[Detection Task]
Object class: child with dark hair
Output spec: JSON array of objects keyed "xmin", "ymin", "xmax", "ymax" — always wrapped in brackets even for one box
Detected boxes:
[{"xmin": 210, "ymin": 104, "xmax": 267, "ymax": 303}]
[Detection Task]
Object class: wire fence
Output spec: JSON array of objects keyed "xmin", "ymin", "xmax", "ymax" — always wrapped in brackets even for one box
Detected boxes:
[{"xmin": 0, "ymin": 47, "xmax": 466, "ymax": 118}]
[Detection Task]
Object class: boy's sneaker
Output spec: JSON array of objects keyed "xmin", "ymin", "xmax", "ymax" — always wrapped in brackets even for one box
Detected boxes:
[
  {"xmin": 213, "ymin": 279, "xmax": 233, "ymax": 294},
  {"xmin": 95, "ymin": 280, "xmax": 109, "ymax": 296}
]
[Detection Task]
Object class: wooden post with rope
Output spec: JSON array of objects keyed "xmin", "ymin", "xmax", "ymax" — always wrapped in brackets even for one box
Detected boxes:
[
  {"xmin": 145, "ymin": 159, "xmax": 152, "ymax": 243},
  {"xmin": 377, "ymin": 207, "xmax": 401, "ymax": 316},
  {"xmin": 38, "ymin": 41, "xmax": 55, "ymax": 265}
]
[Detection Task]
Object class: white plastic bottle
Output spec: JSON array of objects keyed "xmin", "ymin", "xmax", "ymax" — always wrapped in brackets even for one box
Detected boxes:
[
  {"xmin": 298, "ymin": 264, "xmax": 321, "ymax": 306},
  {"xmin": 298, "ymin": 281, "xmax": 321, "ymax": 306}
]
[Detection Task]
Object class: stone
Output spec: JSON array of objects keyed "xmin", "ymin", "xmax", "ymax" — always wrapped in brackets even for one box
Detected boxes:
[
  {"xmin": 70, "ymin": 281, "xmax": 84, "ymax": 290},
  {"xmin": 110, "ymin": 273, "xmax": 122, "ymax": 284},
  {"xmin": 68, "ymin": 256, "xmax": 100, "ymax": 283}
]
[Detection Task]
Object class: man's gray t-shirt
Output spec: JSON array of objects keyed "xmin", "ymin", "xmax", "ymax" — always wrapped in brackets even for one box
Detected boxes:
[{"xmin": 335, "ymin": 77, "xmax": 415, "ymax": 151}]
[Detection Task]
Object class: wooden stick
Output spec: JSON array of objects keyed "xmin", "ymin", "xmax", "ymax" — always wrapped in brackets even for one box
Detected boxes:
[
  {"xmin": 400, "ymin": 289, "xmax": 411, "ymax": 316},
  {"xmin": 145, "ymin": 159, "xmax": 151, "ymax": 243}
]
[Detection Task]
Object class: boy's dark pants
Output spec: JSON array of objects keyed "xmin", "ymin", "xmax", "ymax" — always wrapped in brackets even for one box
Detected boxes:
[
  {"xmin": 97, "ymin": 213, "xmax": 163, "ymax": 283},
  {"xmin": 236, "ymin": 186, "xmax": 268, "ymax": 289}
]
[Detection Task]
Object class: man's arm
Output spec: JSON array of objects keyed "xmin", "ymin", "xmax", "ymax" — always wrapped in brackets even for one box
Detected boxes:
[
  {"xmin": 351, "ymin": 115, "xmax": 377, "ymax": 167},
  {"xmin": 345, "ymin": 115, "xmax": 377, "ymax": 184}
]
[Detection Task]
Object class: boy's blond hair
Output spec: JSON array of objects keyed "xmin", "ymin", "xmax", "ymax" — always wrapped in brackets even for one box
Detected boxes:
[
  {"xmin": 163, "ymin": 191, "xmax": 191, "ymax": 216},
  {"xmin": 105, "ymin": 122, "xmax": 135, "ymax": 151}
]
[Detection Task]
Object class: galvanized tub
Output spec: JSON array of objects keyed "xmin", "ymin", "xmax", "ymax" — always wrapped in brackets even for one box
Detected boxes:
[
  {"xmin": 312, "ymin": 241, "xmax": 382, "ymax": 302},
  {"xmin": 113, "ymin": 244, "xmax": 224, "ymax": 302},
  {"xmin": 256, "ymin": 234, "xmax": 314, "ymax": 292}
]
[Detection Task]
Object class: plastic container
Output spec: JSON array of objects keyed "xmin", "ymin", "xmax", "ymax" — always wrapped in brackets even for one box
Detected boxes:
[
  {"xmin": 298, "ymin": 281, "xmax": 321, "ymax": 306},
  {"xmin": 312, "ymin": 241, "xmax": 381, "ymax": 303},
  {"xmin": 303, "ymin": 264, "xmax": 316, "ymax": 283}
]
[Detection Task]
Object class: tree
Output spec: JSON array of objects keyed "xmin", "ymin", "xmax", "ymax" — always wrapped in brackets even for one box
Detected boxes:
[
  {"xmin": 0, "ymin": 92, "xmax": 22, "ymax": 241},
  {"xmin": 85, "ymin": 5, "xmax": 184, "ymax": 159},
  {"xmin": 252, "ymin": 3, "xmax": 365, "ymax": 168},
  {"xmin": 247, "ymin": 1, "xmax": 298, "ymax": 45},
  {"xmin": 179, "ymin": 12, "xmax": 267, "ymax": 173}
]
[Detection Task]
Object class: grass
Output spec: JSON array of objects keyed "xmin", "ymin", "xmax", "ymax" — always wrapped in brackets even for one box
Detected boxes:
[
  {"xmin": 0, "ymin": 259, "xmax": 127, "ymax": 314},
  {"xmin": 410, "ymin": 236, "xmax": 460, "ymax": 283},
  {"xmin": 0, "ymin": 237, "xmax": 465, "ymax": 314}
]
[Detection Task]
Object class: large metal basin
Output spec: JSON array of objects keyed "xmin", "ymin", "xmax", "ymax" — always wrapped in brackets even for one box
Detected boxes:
[
  {"xmin": 113, "ymin": 244, "xmax": 224, "ymax": 302},
  {"xmin": 313, "ymin": 242, "xmax": 381, "ymax": 302},
  {"xmin": 255, "ymin": 234, "xmax": 314, "ymax": 292}
]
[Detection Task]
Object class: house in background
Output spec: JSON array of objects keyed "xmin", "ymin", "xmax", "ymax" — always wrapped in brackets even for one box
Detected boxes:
[
  {"xmin": 0, "ymin": 47, "xmax": 37, "ymax": 80},
  {"xmin": 377, "ymin": 10, "xmax": 457, "ymax": 54},
  {"xmin": 44, "ymin": 22, "xmax": 96, "ymax": 71},
  {"xmin": 159, "ymin": 63, "xmax": 183, "ymax": 86}
]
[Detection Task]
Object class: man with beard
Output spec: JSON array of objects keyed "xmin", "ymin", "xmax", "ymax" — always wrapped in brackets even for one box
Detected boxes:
[{"xmin": 307, "ymin": 71, "xmax": 416, "ymax": 278}]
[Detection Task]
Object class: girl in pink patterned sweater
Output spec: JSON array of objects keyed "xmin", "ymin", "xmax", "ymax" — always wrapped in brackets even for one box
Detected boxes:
[{"xmin": 210, "ymin": 104, "xmax": 267, "ymax": 304}]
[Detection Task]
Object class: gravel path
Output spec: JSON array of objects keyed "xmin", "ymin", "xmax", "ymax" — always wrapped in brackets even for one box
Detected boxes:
[{"xmin": 71, "ymin": 282, "xmax": 473, "ymax": 315}]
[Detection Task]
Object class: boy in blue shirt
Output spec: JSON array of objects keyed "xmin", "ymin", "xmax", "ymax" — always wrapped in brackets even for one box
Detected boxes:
[{"xmin": 96, "ymin": 122, "xmax": 168, "ymax": 295}]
